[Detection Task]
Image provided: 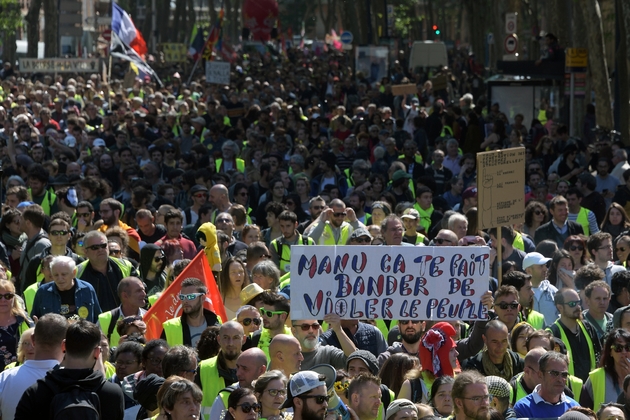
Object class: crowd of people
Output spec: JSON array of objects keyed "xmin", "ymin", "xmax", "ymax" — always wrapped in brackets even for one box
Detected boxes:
[{"xmin": 0, "ymin": 42, "xmax": 625, "ymax": 420}]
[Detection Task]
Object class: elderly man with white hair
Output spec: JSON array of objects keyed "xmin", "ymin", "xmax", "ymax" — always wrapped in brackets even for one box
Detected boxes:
[{"xmin": 30, "ymin": 255, "xmax": 102, "ymax": 323}]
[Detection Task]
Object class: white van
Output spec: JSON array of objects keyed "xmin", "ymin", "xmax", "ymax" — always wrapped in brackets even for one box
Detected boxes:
[{"xmin": 409, "ymin": 41, "xmax": 448, "ymax": 70}]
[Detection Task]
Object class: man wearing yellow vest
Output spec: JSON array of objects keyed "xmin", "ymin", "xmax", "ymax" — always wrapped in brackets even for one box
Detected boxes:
[
  {"xmin": 566, "ymin": 188, "xmax": 599, "ymax": 236},
  {"xmin": 306, "ymin": 199, "xmax": 362, "ymax": 245},
  {"xmin": 216, "ymin": 140, "xmax": 245, "ymax": 173},
  {"xmin": 97, "ymin": 277, "xmax": 147, "ymax": 347},
  {"xmin": 161, "ymin": 277, "xmax": 221, "ymax": 347},
  {"xmin": 502, "ymin": 271, "xmax": 546, "ymax": 329},
  {"xmin": 197, "ymin": 321, "xmax": 244, "ymax": 420},
  {"xmin": 208, "ymin": 184, "xmax": 233, "ymax": 225},
  {"xmin": 27, "ymin": 164, "xmax": 58, "ymax": 216},
  {"xmin": 270, "ymin": 211, "xmax": 315, "ymax": 275},
  {"xmin": 548, "ymin": 288, "xmax": 601, "ymax": 382},
  {"xmin": 251, "ymin": 292, "xmax": 292, "ymax": 360}
]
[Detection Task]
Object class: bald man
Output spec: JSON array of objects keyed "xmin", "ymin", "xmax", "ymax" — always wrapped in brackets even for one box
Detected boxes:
[
  {"xmin": 209, "ymin": 347, "xmax": 268, "ymax": 420},
  {"xmin": 209, "ymin": 184, "xmax": 233, "ymax": 221},
  {"xmin": 268, "ymin": 334, "xmax": 304, "ymax": 376},
  {"xmin": 510, "ymin": 347, "xmax": 546, "ymax": 405},
  {"xmin": 198, "ymin": 321, "xmax": 245, "ymax": 417},
  {"xmin": 434, "ymin": 229, "xmax": 459, "ymax": 246}
]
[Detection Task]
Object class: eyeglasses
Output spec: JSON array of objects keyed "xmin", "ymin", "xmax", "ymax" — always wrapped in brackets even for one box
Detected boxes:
[
  {"xmin": 333, "ymin": 212, "xmax": 347, "ymax": 217},
  {"xmin": 299, "ymin": 395, "xmax": 330, "ymax": 404},
  {"xmin": 146, "ymin": 357, "xmax": 163, "ymax": 366},
  {"xmin": 617, "ymin": 247, "xmax": 628, "ymax": 253},
  {"xmin": 266, "ymin": 388, "xmax": 287, "ymax": 397},
  {"xmin": 296, "ymin": 323, "xmax": 320, "ymax": 331},
  {"xmin": 0, "ymin": 293, "xmax": 15, "ymax": 300},
  {"xmin": 435, "ymin": 238, "xmax": 453, "ymax": 245},
  {"xmin": 352, "ymin": 237, "xmax": 371, "ymax": 243},
  {"xmin": 461, "ymin": 395, "xmax": 492, "ymax": 404},
  {"xmin": 496, "ymin": 302, "xmax": 519, "ymax": 310},
  {"xmin": 399, "ymin": 320, "xmax": 421, "ymax": 325},
  {"xmin": 237, "ymin": 403, "xmax": 262, "ymax": 413},
  {"xmin": 115, "ymin": 359, "xmax": 139, "ymax": 367},
  {"xmin": 86, "ymin": 243, "xmax": 108, "ymax": 251},
  {"xmin": 569, "ymin": 245, "xmax": 584, "ymax": 251},
  {"xmin": 109, "ymin": 249, "xmax": 121, "ymax": 256},
  {"xmin": 545, "ymin": 370, "xmax": 569, "ymax": 379},
  {"xmin": 179, "ymin": 292, "xmax": 205, "ymax": 301},
  {"xmin": 611, "ymin": 344, "xmax": 630, "ymax": 353},
  {"xmin": 260, "ymin": 307, "xmax": 287, "ymax": 317},
  {"xmin": 562, "ymin": 300, "xmax": 581, "ymax": 308},
  {"xmin": 50, "ymin": 230, "xmax": 69, "ymax": 236},
  {"xmin": 241, "ymin": 317, "xmax": 262, "ymax": 327}
]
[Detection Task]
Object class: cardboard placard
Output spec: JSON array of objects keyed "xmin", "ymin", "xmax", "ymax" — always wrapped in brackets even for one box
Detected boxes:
[
  {"xmin": 476, "ymin": 147, "xmax": 526, "ymax": 229},
  {"xmin": 290, "ymin": 245, "xmax": 490, "ymax": 321},
  {"xmin": 205, "ymin": 61, "xmax": 231, "ymax": 85},
  {"xmin": 431, "ymin": 73, "xmax": 449, "ymax": 91},
  {"xmin": 391, "ymin": 84, "xmax": 417, "ymax": 96},
  {"xmin": 161, "ymin": 43, "xmax": 187, "ymax": 63}
]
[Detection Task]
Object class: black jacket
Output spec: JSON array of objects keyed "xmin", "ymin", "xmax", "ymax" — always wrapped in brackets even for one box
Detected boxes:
[
  {"xmin": 533, "ymin": 220, "xmax": 584, "ymax": 248},
  {"xmin": 15, "ymin": 366, "xmax": 124, "ymax": 420},
  {"xmin": 462, "ymin": 349, "xmax": 524, "ymax": 380}
]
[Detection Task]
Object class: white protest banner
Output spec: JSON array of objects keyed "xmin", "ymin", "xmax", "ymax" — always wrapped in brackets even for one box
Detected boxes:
[
  {"xmin": 205, "ymin": 61, "xmax": 231, "ymax": 85},
  {"xmin": 290, "ymin": 245, "xmax": 490, "ymax": 321},
  {"xmin": 19, "ymin": 58, "xmax": 101, "ymax": 73}
]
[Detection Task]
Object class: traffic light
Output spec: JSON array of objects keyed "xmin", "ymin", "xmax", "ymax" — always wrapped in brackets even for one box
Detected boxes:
[{"xmin": 432, "ymin": 24, "xmax": 440, "ymax": 35}]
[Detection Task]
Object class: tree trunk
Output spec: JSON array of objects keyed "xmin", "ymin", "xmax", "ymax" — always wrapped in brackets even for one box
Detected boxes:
[
  {"xmin": 623, "ymin": 0, "xmax": 630, "ymax": 59},
  {"xmin": 577, "ymin": 0, "xmax": 613, "ymax": 129},
  {"xmin": 25, "ymin": 0, "xmax": 42, "ymax": 58},
  {"xmin": 42, "ymin": 0, "xmax": 58, "ymax": 57},
  {"xmin": 617, "ymin": 0, "xmax": 629, "ymax": 144}
]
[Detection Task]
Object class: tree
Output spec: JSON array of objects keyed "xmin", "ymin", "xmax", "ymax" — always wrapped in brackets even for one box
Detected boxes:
[
  {"xmin": 25, "ymin": 0, "xmax": 42, "ymax": 58},
  {"xmin": 0, "ymin": 0, "xmax": 22, "ymax": 63},
  {"xmin": 42, "ymin": 0, "xmax": 58, "ymax": 57},
  {"xmin": 577, "ymin": 0, "xmax": 613, "ymax": 129}
]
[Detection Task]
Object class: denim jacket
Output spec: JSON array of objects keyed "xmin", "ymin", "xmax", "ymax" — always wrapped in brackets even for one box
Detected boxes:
[{"xmin": 31, "ymin": 279, "xmax": 102, "ymax": 323}]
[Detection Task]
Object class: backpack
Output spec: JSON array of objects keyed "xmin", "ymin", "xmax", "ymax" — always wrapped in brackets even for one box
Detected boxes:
[{"xmin": 49, "ymin": 380, "xmax": 105, "ymax": 420}]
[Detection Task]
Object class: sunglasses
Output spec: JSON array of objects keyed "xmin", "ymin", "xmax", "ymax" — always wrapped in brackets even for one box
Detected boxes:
[
  {"xmin": 611, "ymin": 344, "xmax": 630, "ymax": 353},
  {"xmin": 154, "ymin": 255, "xmax": 165, "ymax": 263},
  {"xmin": 534, "ymin": 210, "xmax": 543, "ymax": 215},
  {"xmin": 435, "ymin": 238, "xmax": 452, "ymax": 245},
  {"xmin": 299, "ymin": 395, "xmax": 330, "ymax": 404},
  {"xmin": 260, "ymin": 307, "xmax": 287, "ymax": 317},
  {"xmin": 241, "ymin": 317, "xmax": 262, "ymax": 327},
  {"xmin": 545, "ymin": 370, "xmax": 569, "ymax": 379},
  {"xmin": 569, "ymin": 245, "xmax": 584, "ymax": 251},
  {"xmin": 0, "ymin": 293, "xmax": 14, "ymax": 300},
  {"xmin": 496, "ymin": 302, "xmax": 519, "ymax": 310},
  {"xmin": 237, "ymin": 403, "xmax": 261, "ymax": 414},
  {"xmin": 563, "ymin": 300, "xmax": 581, "ymax": 308},
  {"xmin": 179, "ymin": 292, "xmax": 205, "ymax": 301},
  {"xmin": 86, "ymin": 243, "xmax": 108, "ymax": 251},
  {"xmin": 353, "ymin": 237, "xmax": 371, "ymax": 243},
  {"xmin": 266, "ymin": 388, "xmax": 287, "ymax": 397},
  {"xmin": 296, "ymin": 323, "xmax": 320, "ymax": 331},
  {"xmin": 109, "ymin": 249, "xmax": 121, "ymax": 256},
  {"xmin": 50, "ymin": 230, "xmax": 69, "ymax": 236},
  {"xmin": 333, "ymin": 212, "xmax": 347, "ymax": 217}
]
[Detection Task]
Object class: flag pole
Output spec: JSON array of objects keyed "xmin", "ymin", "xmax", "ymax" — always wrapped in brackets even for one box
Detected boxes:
[
  {"xmin": 107, "ymin": 55, "xmax": 113, "ymax": 110},
  {"xmin": 186, "ymin": 55, "xmax": 202, "ymax": 86}
]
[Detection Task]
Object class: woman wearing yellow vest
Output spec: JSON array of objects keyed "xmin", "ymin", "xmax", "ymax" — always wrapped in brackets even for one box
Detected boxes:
[{"xmin": 580, "ymin": 328, "xmax": 630, "ymax": 411}]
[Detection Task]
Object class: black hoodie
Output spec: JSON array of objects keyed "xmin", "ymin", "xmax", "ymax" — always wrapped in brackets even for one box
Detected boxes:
[
  {"xmin": 139, "ymin": 244, "xmax": 166, "ymax": 297},
  {"xmin": 15, "ymin": 366, "xmax": 124, "ymax": 420}
]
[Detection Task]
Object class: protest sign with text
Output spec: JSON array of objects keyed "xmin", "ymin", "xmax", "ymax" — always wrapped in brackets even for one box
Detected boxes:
[{"xmin": 290, "ymin": 245, "xmax": 490, "ymax": 321}]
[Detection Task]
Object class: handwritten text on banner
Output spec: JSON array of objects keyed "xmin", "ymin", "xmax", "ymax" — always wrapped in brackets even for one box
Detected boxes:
[{"xmin": 290, "ymin": 245, "xmax": 490, "ymax": 321}]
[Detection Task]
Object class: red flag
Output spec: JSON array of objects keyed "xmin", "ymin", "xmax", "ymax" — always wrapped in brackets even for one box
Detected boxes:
[{"xmin": 144, "ymin": 252, "xmax": 227, "ymax": 340}]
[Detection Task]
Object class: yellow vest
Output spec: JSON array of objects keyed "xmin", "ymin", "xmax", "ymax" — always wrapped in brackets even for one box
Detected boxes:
[
  {"xmin": 548, "ymin": 320, "xmax": 596, "ymax": 376},
  {"xmin": 28, "ymin": 188, "xmax": 57, "ymax": 216},
  {"xmin": 76, "ymin": 257, "xmax": 133, "ymax": 280},
  {"xmin": 512, "ymin": 231, "xmax": 525, "ymax": 252},
  {"xmin": 318, "ymin": 223, "xmax": 352, "ymax": 245},
  {"xmin": 588, "ymin": 367, "xmax": 606, "ymax": 411},
  {"xmin": 162, "ymin": 317, "xmax": 185, "ymax": 347},
  {"xmin": 215, "ymin": 158, "xmax": 245, "ymax": 173},
  {"xmin": 104, "ymin": 360, "xmax": 116, "ymax": 379},
  {"xmin": 511, "ymin": 372, "xmax": 582, "ymax": 405},
  {"xmin": 99, "ymin": 310, "xmax": 122, "ymax": 347},
  {"xmin": 199, "ymin": 356, "xmax": 226, "ymax": 419},
  {"xmin": 526, "ymin": 310, "xmax": 545, "ymax": 330},
  {"xmin": 576, "ymin": 207, "xmax": 591, "ymax": 236},
  {"xmin": 24, "ymin": 281, "xmax": 41, "ymax": 314},
  {"xmin": 271, "ymin": 234, "xmax": 314, "ymax": 273}
]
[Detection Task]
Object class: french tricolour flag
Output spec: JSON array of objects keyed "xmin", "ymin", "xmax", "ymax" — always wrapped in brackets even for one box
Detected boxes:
[{"xmin": 112, "ymin": 2, "xmax": 148, "ymax": 57}]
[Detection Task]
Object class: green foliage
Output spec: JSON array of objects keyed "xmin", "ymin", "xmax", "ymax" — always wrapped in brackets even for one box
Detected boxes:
[
  {"xmin": 277, "ymin": 0, "xmax": 316, "ymax": 37},
  {"xmin": 392, "ymin": 0, "xmax": 424, "ymax": 38},
  {"xmin": 0, "ymin": 0, "xmax": 22, "ymax": 32}
]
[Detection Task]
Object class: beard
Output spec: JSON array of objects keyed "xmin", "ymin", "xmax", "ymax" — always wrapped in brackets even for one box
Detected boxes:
[
  {"xmin": 223, "ymin": 349, "xmax": 240, "ymax": 361},
  {"xmin": 301, "ymin": 401, "xmax": 327, "ymax": 420},
  {"xmin": 302, "ymin": 337, "xmax": 319, "ymax": 350},
  {"xmin": 402, "ymin": 330, "xmax": 423, "ymax": 344},
  {"xmin": 463, "ymin": 405, "xmax": 490, "ymax": 420}
]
